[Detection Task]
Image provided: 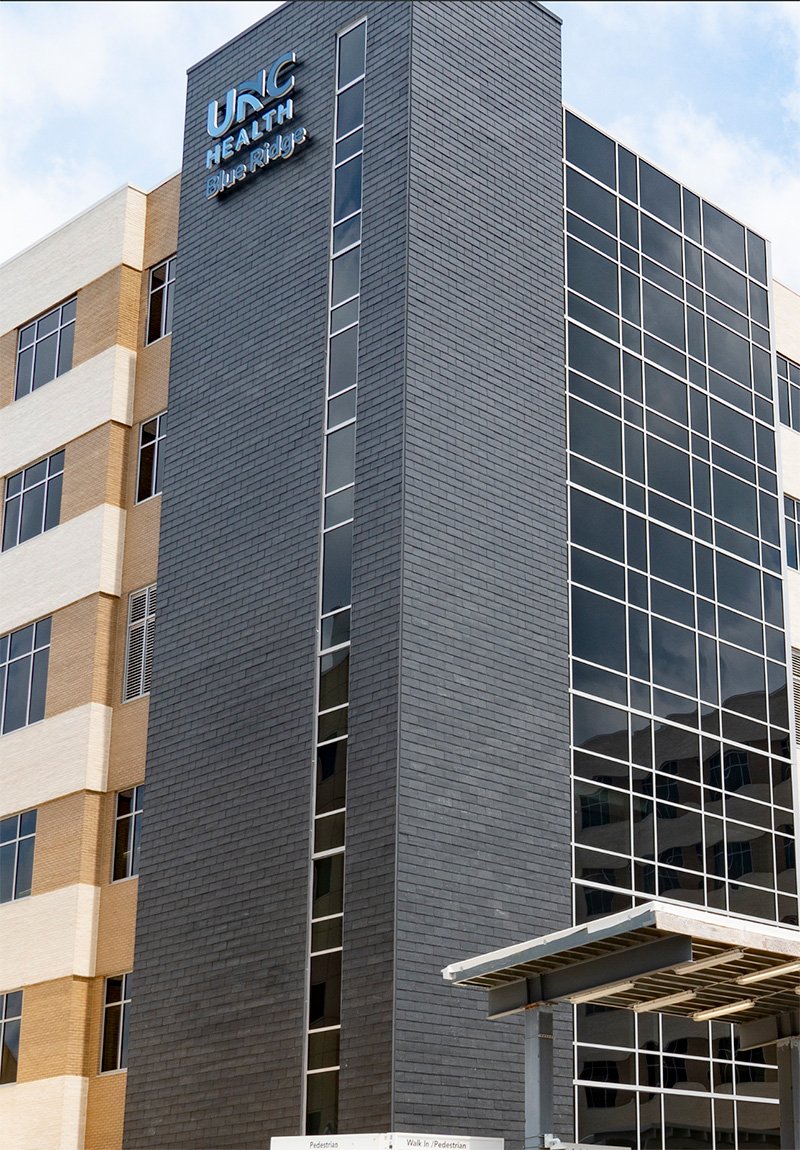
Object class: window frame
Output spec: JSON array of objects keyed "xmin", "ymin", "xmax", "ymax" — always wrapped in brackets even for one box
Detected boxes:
[
  {"xmin": 0, "ymin": 617, "xmax": 51, "ymax": 735},
  {"xmin": 100, "ymin": 973, "xmax": 132, "ymax": 1073},
  {"xmin": 145, "ymin": 257, "xmax": 176, "ymax": 345},
  {"xmin": 135, "ymin": 413, "xmax": 166, "ymax": 504},
  {"xmin": 15, "ymin": 298, "xmax": 76, "ymax": 400},
  {"xmin": 112, "ymin": 786, "xmax": 144, "ymax": 881},
  {"xmin": 0, "ymin": 809, "xmax": 36, "ymax": 903},
  {"xmin": 785, "ymin": 494, "xmax": 800, "ymax": 570},
  {"xmin": 123, "ymin": 586, "xmax": 156, "ymax": 703},
  {"xmin": 2, "ymin": 449, "xmax": 65, "ymax": 552},
  {"xmin": 0, "ymin": 990, "xmax": 22, "ymax": 1084}
]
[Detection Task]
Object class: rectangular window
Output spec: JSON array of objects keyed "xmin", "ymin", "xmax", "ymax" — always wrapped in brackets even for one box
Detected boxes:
[
  {"xmin": 15, "ymin": 299, "xmax": 76, "ymax": 399},
  {"xmin": 123, "ymin": 587, "xmax": 156, "ymax": 702},
  {"xmin": 1, "ymin": 618, "xmax": 51, "ymax": 735},
  {"xmin": 101, "ymin": 973, "xmax": 131, "ymax": 1072},
  {"xmin": 0, "ymin": 991, "xmax": 22, "ymax": 1084},
  {"xmin": 146, "ymin": 257, "xmax": 176, "ymax": 344},
  {"xmin": 113, "ymin": 786, "xmax": 144, "ymax": 881},
  {"xmin": 2, "ymin": 450, "xmax": 65, "ymax": 551},
  {"xmin": 136, "ymin": 413, "xmax": 166, "ymax": 503},
  {"xmin": 785, "ymin": 495, "xmax": 800, "ymax": 570},
  {"xmin": 0, "ymin": 809, "xmax": 36, "ymax": 903},
  {"xmin": 778, "ymin": 355, "xmax": 800, "ymax": 432}
]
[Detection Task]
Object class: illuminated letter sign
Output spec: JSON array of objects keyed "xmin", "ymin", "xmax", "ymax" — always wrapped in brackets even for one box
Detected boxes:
[{"xmin": 203, "ymin": 50, "xmax": 308, "ymax": 199}]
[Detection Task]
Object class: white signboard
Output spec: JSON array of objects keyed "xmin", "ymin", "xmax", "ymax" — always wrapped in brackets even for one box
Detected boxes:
[{"xmin": 272, "ymin": 1134, "xmax": 504, "ymax": 1150}]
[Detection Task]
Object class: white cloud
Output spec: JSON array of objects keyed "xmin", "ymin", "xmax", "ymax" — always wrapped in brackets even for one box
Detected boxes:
[
  {"xmin": 608, "ymin": 103, "xmax": 800, "ymax": 287},
  {"xmin": 0, "ymin": 2, "xmax": 281, "ymax": 264}
]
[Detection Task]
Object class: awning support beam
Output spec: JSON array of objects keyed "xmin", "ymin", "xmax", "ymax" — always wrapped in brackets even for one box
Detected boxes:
[{"xmin": 488, "ymin": 935, "xmax": 693, "ymax": 1019}]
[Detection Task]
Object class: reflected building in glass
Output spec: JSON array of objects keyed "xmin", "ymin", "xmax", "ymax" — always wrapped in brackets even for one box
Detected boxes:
[
  {"xmin": 6, "ymin": 4, "xmax": 800, "ymax": 1150},
  {"xmin": 566, "ymin": 110, "xmax": 798, "ymax": 1147}
]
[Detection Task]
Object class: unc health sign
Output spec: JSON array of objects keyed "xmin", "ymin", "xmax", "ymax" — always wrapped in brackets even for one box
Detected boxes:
[{"xmin": 204, "ymin": 50, "xmax": 308, "ymax": 198}]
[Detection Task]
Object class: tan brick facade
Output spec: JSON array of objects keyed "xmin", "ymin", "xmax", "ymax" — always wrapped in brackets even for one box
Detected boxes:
[
  {"xmin": 85, "ymin": 1072, "xmax": 127, "ymax": 1150},
  {"xmin": 46, "ymin": 594, "xmax": 118, "ymax": 719},
  {"xmin": 17, "ymin": 976, "xmax": 93, "ymax": 1082},
  {"xmin": 108, "ymin": 698, "xmax": 149, "ymax": 793},
  {"xmin": 1, "ymin": 177, "xmax": 177, "ymax": 1148},
  {"xmin": 32, "ymin": 792, "xmax": 103, "ymax": 895},
  {"xmin": 95, "ymin": 878, "xmax": 138, "ymax": 976},
  {"xmin": 60, "ymin": 422, "xmax": 128, "ymax": 523},
  {"xmin": 72, "ymin": 265, "xmax": 141, "ymax": 370},
  {"xmin": 0, "ymin": 327, "xmax": 14, "ymax": 409},
  {"xmin": 143, "ymin": 174, "xmax": 180, "ymax": 272}
]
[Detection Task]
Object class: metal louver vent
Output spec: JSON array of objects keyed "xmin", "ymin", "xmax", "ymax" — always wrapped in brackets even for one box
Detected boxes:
[
  {"xmin": 124, "ymin": 585, "xmax": 156, "ymax": 702},
  {"xmin": 793, "ymin": 649, "xmax": 800, "ymax": 739}
]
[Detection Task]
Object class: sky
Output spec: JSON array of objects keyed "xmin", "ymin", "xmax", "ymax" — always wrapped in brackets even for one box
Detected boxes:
[{"xmin": 2, "ymin": 1, "xmax": 800, "ymax": 287}]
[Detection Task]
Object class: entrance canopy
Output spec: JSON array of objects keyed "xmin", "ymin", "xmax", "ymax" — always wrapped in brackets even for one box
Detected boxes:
[{"xmin": 442, "ymin": 900, "xmax": 800, "ymax": 1050}]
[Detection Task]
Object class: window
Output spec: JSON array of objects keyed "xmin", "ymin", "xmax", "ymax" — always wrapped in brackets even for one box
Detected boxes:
[
  {"xmin": 2, "ymin": 451, "xmax": 64, "ymax": 551},
  {"xmin": 113, "ymin": 787, "xmax": 144, "ymax": 881},
  {"xmin": 146, "ymin": 257, "xmax": 176, "ymax": 344},
  {"xmin": 0, "ymin": 991, "xmax": 22, "ymax": 1084},
  {"xmin": 581, "ymin": 1059, "xmax": 619, "ymax": 1108},
  {"xmin": 136, "ymin": 413, "xmax": 166, "ymax": 503},
  {"xmin": 101, "ymin": 973, "xmax": 131, "ymax": 1072},
  {"xmin": 1, "ymin": 618, "xmax": 51, "ymax": 735},
  {"xmin": 778, "ymin": 356, "xmax": 800, "ymax": 432},
  {"xmin": 0, "ymin": 810, "xmax": 36, "ymax": 903},
  {"xmin": 123, "ymin": 587, "xmax": 156, "ymax": 702},
  {"xmin": 15, "ymin": 299, "xmax": 76, "ymax": 399},
  {"xmin": 580, "ymin": 789, "xmax": 610, "ymax": 827},
  {"xmin": 785, "ymin": 495, "xmax": 800, "ymax": 570}
]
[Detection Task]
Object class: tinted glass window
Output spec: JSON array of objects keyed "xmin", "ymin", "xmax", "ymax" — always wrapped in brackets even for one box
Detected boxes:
[
  {"xmin": 566, "ymin": 113, "xmax": 616, "ymax": 189},
  {"xmin": 703, "ymin": 202, "xmax": 746, "ymax": 271},
  {"xmin": 568, "ymin": 239, "xmax": 619, "ymax": 311},
  {"xmin": 649, "ymin": 525, "xmax": 692, "ymax": 590},
  {"xmin": 567, "ymin": 168, "xmax": 617, "ymax": 235},
  {"xmin": 647, "ymin": 439, "xmax": 690, "ymax": 504},
  {"xmin": 651, "ymin": 618, "xmax": 696, "ymax": 695},
  {"xmin": 710, "ymin": 400, "xmax": 753, "ymax": 459},
  {"xmin": 333, "ymin": 155, "xmax": 362, "ymax": 222},
  {"xmin": 642, "ymin": 283, "xmax": 685, "ymax": 350},
  {"xmin": 713, "ymin": 471, "xmax": 757, "ymax": 535},
  {"xmin": 640, "ymin": 163, "xmax": 681, "ymax": 229},
  {"xmin": 641, "ymin": 216, "xmax": 682, "ymax": 274},
  {"xmin": 704, "ymin": 253, "xmax": 747, "ymax": 313},
  {"xmin": 572, "ymin": 588, "xmax": 626, "ymax": 672},
  {"xmin": 707, "ymin": 321, "xmax": 750, "ymax": 384},
  {"xmin": 321, "ymin": 525, "xmax": 352, "ymax": 614},
  {"xmin": 570, "ymin": 490, "xmax": 624, "ymax": 562},
  {"xmin": 338, "ymin": 22, "xmax": 366, "ymax": 88},
  {"xmin": 569, "ymin": 325, "xmax": 620, "ymax": 389},
  {"xmin": 569, "ymin": 399, "xmax": 622, "ymax": 472}
]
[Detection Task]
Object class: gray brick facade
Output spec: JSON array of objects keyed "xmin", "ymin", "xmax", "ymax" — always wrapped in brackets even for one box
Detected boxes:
[{"xmin": 123, "ymin": 3, "xmax": 568, "ymax": 1147}]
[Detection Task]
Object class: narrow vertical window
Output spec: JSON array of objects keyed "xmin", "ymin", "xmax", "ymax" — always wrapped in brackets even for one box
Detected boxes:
[
  {"xmin": 785, "ymin": 496, "xmax": 800, "ymax": 570},
  {"xmin": 305, "ymin": 18, "xmax": 366, "ymax": 1138},
  {"xmin": 101, "ymin": 974, "xmax": 132, "ymax": 1072},
  {"xmin": 146, "ymin": 257, "xmax": 176, "ymax": 344},
  {"xmin": 0, "ymin": 992, "xmax": 22, "ymax": 1084},
  {"xmin": 113, "ymin": 786, "xmax": 145, "ymax": 881},
  {"xmin": 136, "ymin": 413, "xmax": 167, "ymax": 503}
]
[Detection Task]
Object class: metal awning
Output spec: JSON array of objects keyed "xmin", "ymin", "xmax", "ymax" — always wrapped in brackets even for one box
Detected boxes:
[
  {"xmin": 442, "ymin": 902, "xmax": 800, "ymax": 1148},
  {"xmin": 443, "ymin": 900, "xmax": 800, "ymax": 1045}
]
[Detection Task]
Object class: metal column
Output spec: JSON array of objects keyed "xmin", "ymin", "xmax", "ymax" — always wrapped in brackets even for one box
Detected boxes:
[
  {"xmin": 524, "ymin": 1007, "xmax": 553, "ymax": 1150},
  {"xmin": 777, "ymin": 1037, "xmax": 800, "ymax": 1150}
]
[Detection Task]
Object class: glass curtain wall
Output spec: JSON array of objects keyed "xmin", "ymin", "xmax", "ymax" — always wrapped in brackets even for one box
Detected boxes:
[{"xmin": 565, "ymin": 110, "xmax": 797, "ymax": 1149}]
